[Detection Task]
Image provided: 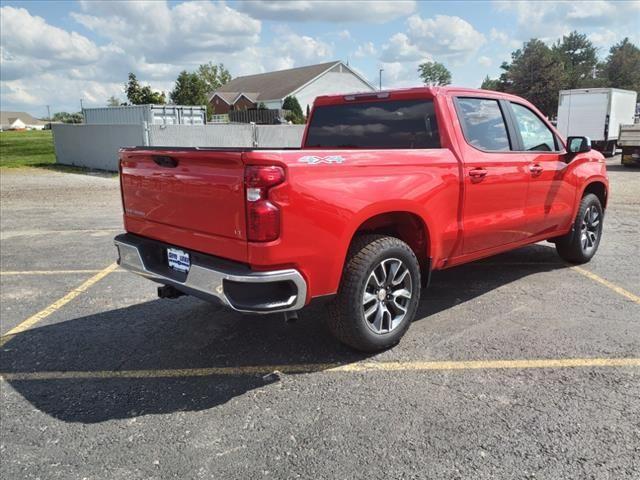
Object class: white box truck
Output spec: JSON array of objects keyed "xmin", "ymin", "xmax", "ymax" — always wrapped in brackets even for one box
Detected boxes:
[{"xmin": 556, "ymin": 88, "xmax": 637, "ymax": 156}]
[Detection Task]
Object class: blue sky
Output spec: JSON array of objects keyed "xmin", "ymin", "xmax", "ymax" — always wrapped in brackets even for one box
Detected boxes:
[{"xmin": 1, "ymin": 0, "xmax": 639, "ymax": 116}]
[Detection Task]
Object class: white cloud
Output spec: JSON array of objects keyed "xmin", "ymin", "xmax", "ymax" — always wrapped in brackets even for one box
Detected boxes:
[
  {"xmin": 588, "ymin": 29, "xmax": 618, "ymax": 48},
  {"xmin": 267, "ymin": 27, "xmax": 333, "ymax": 71},
  {"xmin": 238, "ymin": 0, "xmax": 416, "ymax": 23},
  {"xmin": 406, "ymin": 15, "xmax": 486, "ymax": 59},
  {"xmin": 338, "ymin": 30, "xmax": 351, "ymax": 40},
  {"xmin": 0, "ymin": 1, "xmax": 269, "ymax": 112},
  {"xmin": 380, "ymin": 33, "xmax": 424, "ymax": 62},
  {"xmin": 478, "ymin": 56, "xmax": 492, "ymax": 67},
  {"xmin": 354, "ymin": 42, "xmax": 377, "ymax": 59},
  {"xmin": 381, "ymin": 15, "xmax": 485, "ymax": 65},
  {"xmin": 489, "ymin": 28, "xmax": 521, "ymax": 49},
  {"xmin": 489, "ymin": 28, "xmax": 508, "ymax": 44},
  {"xmin": 379, "ymin": 61, "xmax": 423, "ymax": 88},
  {"xmin": 567, "ymin": 0, "xmax": 612, "ymax": 20},
  {"xmin": 0, "ymin": 6, "xmax": 100, "ymax": 82},
  {"xmin": 493, "ymin": 1, "xmax": 640, "ymax": 43},
  {"xmin": 72, "ymin": 0, "xmax": 261, "ymax": 63}
]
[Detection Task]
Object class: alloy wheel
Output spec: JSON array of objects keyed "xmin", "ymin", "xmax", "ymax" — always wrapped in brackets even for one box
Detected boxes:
[
  {"xmin": 362, "ymin": 258, "xmax": 413, "ymax": 334},
  {"xmin": 580, "ymin": 205, "xmax": 601, "ymax": 254}
]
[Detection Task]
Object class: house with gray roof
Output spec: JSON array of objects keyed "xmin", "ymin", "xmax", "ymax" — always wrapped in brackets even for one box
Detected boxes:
[
  {"xmin": 0, "ymin": 111, "xmax": 47, "ymax": 131},
  {"xmin": 209, "ymin": 61, "xmax": 375, "ymax": 115}
]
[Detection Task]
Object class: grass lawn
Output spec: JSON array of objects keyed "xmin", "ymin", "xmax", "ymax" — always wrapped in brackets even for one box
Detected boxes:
[{"xmin": 0, "ymin": 130, "xmax": 56, "ymax": 168}]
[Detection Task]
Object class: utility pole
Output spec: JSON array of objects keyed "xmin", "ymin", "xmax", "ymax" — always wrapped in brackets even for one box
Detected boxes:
[
  {"xmin": 80, "ymin": 98, "xmax": 84, "ymax": 111},
  {"xmin": 379, "ymin": 69, "xmax": 384, "ymax": 91},
  {"xmin": 46, "ymin": 105, "xmax": 51, "ymax": 121}
]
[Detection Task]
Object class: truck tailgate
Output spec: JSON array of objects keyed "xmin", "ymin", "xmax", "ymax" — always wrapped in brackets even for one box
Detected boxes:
[{"xmin": 120, "ymin": 149, "xmax": 248, "ymax": 260}]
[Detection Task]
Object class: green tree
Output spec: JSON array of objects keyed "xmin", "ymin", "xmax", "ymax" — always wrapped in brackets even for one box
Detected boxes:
[
  {"xmin": 52, "ymin": 112, "xmax": 83, "ymax": 123},
  {"xmin": 125, "ymin": 73, "xmax": 143, "ymax": 104},
  {"xmin": 169, "ymin": 71, "xmax": 209, "ymax": 106},
  {"xmin": 552, "ymin": 31, "xmax": 598, "ymax": 89},
  {"xmin": 107, "ymin": 96, "xmax": 121, "ymax": 107},
  {"xmin": 282, "ymin": 95, "xmax": 304, "ymax": 123},
  {"xmin": 501, "ymin": 39, "xmax": 565, "ymax": 117},
  {"xmin": 197, "ymin": 62, "xmax": 232, "ymax": 93},
  {"xmin": 480, "ymin": 75, "xmax": 502, "ymax": 91},
  {"xmin": 417, "ymin": 61, "xmax": 451, "ymax": 86},
  {"xmin": 601, "ymin": 38, "xmax": 640, "ymax": 93},
  {"xmin": 125, "ymin": 73, "xmax": 165, "ymax": 105},
  {"xmin": 140, "ymin": 87, "xmax": 165, "ymax": 104}
]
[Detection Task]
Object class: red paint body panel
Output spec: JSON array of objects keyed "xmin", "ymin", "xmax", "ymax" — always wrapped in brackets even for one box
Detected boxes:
[
  {"xmin": 120, "ymin": 150, "xmax": 249, "ymax": 263},
  {"xmin": 119, "ymin": 86, "xmax": 608, "ymax": 304}
]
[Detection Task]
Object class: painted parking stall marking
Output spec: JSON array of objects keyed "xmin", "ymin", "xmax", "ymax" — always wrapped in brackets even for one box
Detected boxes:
[
  {"xmin": 2, "ymin": 357, "xmax": 639, "ymax": 381},
  {"xmin": 0, "ymin": 263, "xmax": 118, "ymax": 347}
]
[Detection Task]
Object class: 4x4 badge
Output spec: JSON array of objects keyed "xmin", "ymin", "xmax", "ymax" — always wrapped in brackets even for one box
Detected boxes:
[{"xmin": 298, "ymin": 155, "xmax": 345, "ymax": 165}]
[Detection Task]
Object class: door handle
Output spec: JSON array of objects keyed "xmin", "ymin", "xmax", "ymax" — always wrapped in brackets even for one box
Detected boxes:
[
  {"xmin": 469, "ymin": 168, "xmax": 488, "ymax": 180},
  {"xmin": 529, "ymin": 164, "xmax": 543, "ymax": 175}
]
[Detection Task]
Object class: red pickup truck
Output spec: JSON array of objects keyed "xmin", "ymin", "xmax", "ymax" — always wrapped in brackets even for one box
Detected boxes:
[{"xmin": 115, "ymin": 87, "xmax": 608, "ymax": 352}]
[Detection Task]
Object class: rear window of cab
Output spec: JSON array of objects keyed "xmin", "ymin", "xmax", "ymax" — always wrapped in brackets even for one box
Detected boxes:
[{"xmin": 305, "ymin": 99, "xmax": 441, "ymax": 149}]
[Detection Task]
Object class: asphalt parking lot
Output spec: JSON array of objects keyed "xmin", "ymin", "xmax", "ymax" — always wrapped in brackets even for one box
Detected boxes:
[{"xmin": 1, "ymin": 158, "xmax": 639, "ymax": 479}]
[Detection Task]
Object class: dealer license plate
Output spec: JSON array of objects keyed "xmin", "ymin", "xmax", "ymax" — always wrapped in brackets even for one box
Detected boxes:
[{"xmin": 167, "ymin": 247, "xmax": 190, "ymax": 273}]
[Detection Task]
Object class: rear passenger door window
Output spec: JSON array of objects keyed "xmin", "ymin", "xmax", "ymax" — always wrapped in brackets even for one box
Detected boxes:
[
  {"xmin": 510, "ymin": 103, "xmax": 557, "ymax": 151},
  {"xmin": 455, "ymin": 98, "xmax": 511, "ymax": 151}
]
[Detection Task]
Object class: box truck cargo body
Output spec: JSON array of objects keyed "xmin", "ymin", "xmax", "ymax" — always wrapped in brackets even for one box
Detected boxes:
[{"xmin": 557, "ymin": 88, "xmax": 637, "ymax": 156}]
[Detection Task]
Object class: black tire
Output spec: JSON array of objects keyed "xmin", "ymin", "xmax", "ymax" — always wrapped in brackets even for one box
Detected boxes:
[
  {"xmin": 555, "ymin": 193, "xmax": 604, "ymax": 264},
  {"xmin": 327, "ymin": 235, "xmax": 421, "ymax": 352},
  {"xmin": 603, "ymin": 141, "xmax": 617, "ymax": 158}
]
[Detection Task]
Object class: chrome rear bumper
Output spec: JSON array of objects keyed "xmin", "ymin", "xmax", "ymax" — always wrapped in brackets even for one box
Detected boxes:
[{"xmin": 114, "ymin": 234, "xmax": 307, "ymax": 313}]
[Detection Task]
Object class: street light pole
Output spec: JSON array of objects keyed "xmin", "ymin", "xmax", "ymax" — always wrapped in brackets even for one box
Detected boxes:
[{"xmin": 379, "ymin": 69, "xmax": 384, "ymax": 91}]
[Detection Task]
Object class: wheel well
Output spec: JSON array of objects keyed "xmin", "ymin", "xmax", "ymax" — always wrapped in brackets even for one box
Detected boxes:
[
  {"xmin": 583, "ymin": 182, "xmax": 607, "ymax": 209},
  {"xmin": 352, "ymin": 212, "xmax": 431, "ymax": 277}
]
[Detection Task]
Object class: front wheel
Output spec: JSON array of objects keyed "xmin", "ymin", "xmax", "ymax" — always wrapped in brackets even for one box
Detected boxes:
[
  {"xmin": 555, "ymin": 193, "xmax": 604, "ymax": 264},
  {"xmin": 327, "ymin": 235, "xmax": 421, "ymax": 352}
]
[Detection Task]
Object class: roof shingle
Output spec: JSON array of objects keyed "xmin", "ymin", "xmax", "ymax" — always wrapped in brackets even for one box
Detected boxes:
[{"xmin": 212, "ymin": 61, "xmax": 341, "ymax": 102}]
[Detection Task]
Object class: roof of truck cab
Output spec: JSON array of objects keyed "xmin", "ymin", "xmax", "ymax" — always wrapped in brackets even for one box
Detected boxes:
[{"xmin": 312, "ymin": 86, "xmax": 529, "ymax": 106}]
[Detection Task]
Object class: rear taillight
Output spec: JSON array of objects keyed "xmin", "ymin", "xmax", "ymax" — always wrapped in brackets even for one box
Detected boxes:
[{"xmin": 245, "ymin": 165, "xmax": 285, "ymax": 242}]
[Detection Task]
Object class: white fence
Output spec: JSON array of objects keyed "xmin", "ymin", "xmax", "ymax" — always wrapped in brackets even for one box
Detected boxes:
[
  {"xmin": 256, "ymin": 125, "xmax": 306, "ymax": 148},
  {"xmin": 148, "ymin": 124, "xmax": 255, "ymax": 147},
  {"xmin": 52, "ymin": 124, "xmax": 144, "ymax": 171},
  {"xmin": 53, "ymin": 124, "xmax": 306, "ymax": 171}
]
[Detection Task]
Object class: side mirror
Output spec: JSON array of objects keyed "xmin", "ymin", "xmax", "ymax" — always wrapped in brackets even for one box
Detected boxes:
[{"xmin": 567, "ymin": 136, "xmax": 591, "ymax": 154}]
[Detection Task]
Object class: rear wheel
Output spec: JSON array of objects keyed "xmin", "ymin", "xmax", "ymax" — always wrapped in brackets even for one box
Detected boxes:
[
  {"xmin": 604, "ymin": 141, "xmax": 617, "ymax": 158},
  {"xmin": 555, "ymin": 193, "xmax": 604, "ymax": 264},
  {"xmin": 327, "ymin": 235, "xmax": 421, "ymax": 352}
]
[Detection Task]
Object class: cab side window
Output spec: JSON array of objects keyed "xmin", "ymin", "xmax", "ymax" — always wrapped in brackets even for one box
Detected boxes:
[
  {"xmin": 456, "ymin": 98, "xmax": 511, "ymax": 151},
  {"xmin": 510, "ymin": 103, "xmax": 557, "ymax": 151}
]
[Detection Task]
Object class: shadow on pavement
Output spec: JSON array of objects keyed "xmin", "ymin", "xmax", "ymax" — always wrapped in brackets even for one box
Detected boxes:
[
  {"xmin": 1, "ymin": 244, "xmax": 568, "ymax": 423},
  {"xmin": 605, "ymin": 163, "xmax": 639, "ymax": 172}
]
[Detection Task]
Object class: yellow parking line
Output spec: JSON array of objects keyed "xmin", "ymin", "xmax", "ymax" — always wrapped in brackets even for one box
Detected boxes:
[
  {"xmin": 0, "ymin": 263, "xmax": 118, "ymax": 347},
  {"xmin": 0, "ymin": 269, "xmax": 124, "ymax": 276},
  {"xmin": 1, "ymin": 357, "xmax": 638, "ymax": 381},
  {"xmin": 571, "ymin": 266, "xmax": 640, "ymax": 305}
]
